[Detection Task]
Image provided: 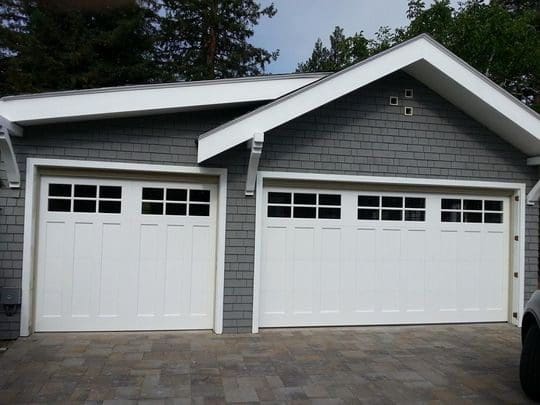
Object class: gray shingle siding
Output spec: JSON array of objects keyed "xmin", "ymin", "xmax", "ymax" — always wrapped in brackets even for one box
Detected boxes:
[{"xmin": 0, "ymin": 71, "xmax": 537, "ymax": 337}]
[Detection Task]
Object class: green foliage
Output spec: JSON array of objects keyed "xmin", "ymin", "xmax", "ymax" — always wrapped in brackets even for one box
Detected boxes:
[
  {"xmin": 297, "ymin": 0, "xmax": 539, "ymax": 110},
  {"xmin": 297, "ymin": 26, "xmax": 369, "ymax": 72},
  {"xmin": 159, "ymin": 0, "xmax": 278, "ymax": 81},
  {"xmin": 0, "ymin": 0, "xmax": 162, "ymax": 95},
  {"xmin": 0, "ymin": 0, "xmax": 278, "ymax": 95}
]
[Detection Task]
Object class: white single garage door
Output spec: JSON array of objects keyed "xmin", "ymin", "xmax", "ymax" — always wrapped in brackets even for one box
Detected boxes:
[
  {"xmin": 260, "ymin": 186, "xmax": 510, "ymax": 327},
  {"xmin": 35, "ymin": 175, "xmax": 217, "ymax": 331}
]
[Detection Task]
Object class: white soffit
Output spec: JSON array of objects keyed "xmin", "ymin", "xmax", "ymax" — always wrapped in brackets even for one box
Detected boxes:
[
  {"xmin": 0, "ymin": 73, "xmax": 326, "ymax": 125},
  {"xmin": 197, "ymin": 34, "xmax": 540, "ymax": 162}
]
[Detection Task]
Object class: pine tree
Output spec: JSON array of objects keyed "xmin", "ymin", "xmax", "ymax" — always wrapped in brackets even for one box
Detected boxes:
[
  {"xmin": 0, "ymin": 0, "xmax": 162, "ymax": 96},
  {"xmin": 296, "ymin": 26, "xmax": 369, "ymax": 72},
  {"xmin": 158, "ymin": 0, "xmax": 278, "ymax": 81}
]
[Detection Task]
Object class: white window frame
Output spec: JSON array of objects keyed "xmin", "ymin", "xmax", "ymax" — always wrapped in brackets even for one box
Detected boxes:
[
  {"xmin": 252, "ymin": 170, "xmax": 526, "ymax": 333},
  {"xmin": 20, "ymin": 158, "xmax": 228, "ymax": 336}
]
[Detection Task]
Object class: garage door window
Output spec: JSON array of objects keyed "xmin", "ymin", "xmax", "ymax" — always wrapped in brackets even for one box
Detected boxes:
[
  {"xmin": 141, "ymin": 187, "xmax": 210, "ymax": 216},
  {"xmin": 267, "ymin": 192, "xmax": 341, "ymax": 219},
  {"xmin": 441, "ymin": 198, "xmax": 503, "ymax": 223},
  {"xmin": 48, "ymin": 183, "xmax": 122, "ymax": 214},
  {"xmin": 358, "ymin": 195, "xmax": 425, "ymax": 221}
]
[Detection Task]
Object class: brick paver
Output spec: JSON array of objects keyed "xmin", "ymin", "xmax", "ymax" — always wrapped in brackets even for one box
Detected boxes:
[{"xmin": 0, "ymin": 324, "xmax": 532, "ymax": 403}]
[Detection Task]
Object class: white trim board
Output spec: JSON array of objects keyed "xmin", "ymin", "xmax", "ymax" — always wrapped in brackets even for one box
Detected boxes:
[
  {"xmin": 198, "ymin": 34, "xmax": 540, "ymax": 162},
  {"xmin": 251, "ymin": 171, "xmax": 526, "ymax": 332},
  {"xmin": 20, "ymin": 158, "xmax": 228, "ymax": 335},
  {"xmin": 1, "ymin": 74, "xmax": 326, "ymax": 125}
]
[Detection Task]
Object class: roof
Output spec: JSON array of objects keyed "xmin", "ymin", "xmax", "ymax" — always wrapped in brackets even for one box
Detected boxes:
[
  {"xmin": 0, "ymin": 73, "xmax": 327, "ymax": 125},
  {"xmin": 197, "ymin": 34, "xmax": 540, "ymax": 162}
]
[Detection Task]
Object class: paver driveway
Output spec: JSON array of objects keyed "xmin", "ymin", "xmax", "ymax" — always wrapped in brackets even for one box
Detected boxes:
[{"xmin": 0, "ymin": 324, "xmax": 532, "ymax": 404}]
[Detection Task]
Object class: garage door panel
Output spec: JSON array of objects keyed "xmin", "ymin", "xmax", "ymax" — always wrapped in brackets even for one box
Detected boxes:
[
  {"xmin": 354, "ymin": 228, "xmax": 376, "ymax": 313},
  {"xmin": 98, "ymin": 222, "xmax": 124, "ymax": 318},
  {"xmin": 260, "ymin": 226, "xmax": 287, "ymax": 316},
  {"xmin": 137, "ymin": 223, "xmax": 162, "ymax": 317},
  {"xmin": 293, "ymin": 227, "xmax": 316, "ymax": 315},
  {"xmin": 483, "ymin": 231, "xmax": 507, "ymax": 310},
  {"xmin": 36, "ymin": 176, "xmax": 217, "ymax": 332},
  {"xmin": 41, "ymin": 221, "xmax": 68, "ymax": 318},
  {"xmin": 459, "ymin": 230, "xmax": 482, "ymax": 311},
  {"xmin": 163, "ymin": 224, "xmax": 188, "ymax": 316},
  {"xmin": 71, "ymin": 222, "xmax": 96, "ymax": 317},
  {"xmin": 378, "ymin": 228, "xmax": 401, "ymax": 313},
  {"xmin": 437, "ymin": 230, "xmax": 459, "ymax": 312},
  {"xmin": 320, "ymin": 227, "xmax": 341, "ymax": 313},
  {"xmin": 261, "ymin": 187, "xmax": 510, "ymax": 327},
  {"xmin": 190, "ymin": 224, "xmax": 214, "ymax": 317},
  {"xmin": 403, "ymin": 229, "xmax": 427, "ymax": 313}
]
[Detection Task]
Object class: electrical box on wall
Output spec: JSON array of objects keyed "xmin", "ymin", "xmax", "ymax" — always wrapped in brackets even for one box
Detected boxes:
[
  {"xmin": 1, "ymin": 288, "xmax": 20, "ymax": 305},
  {"xmin": 1, "ymin": 287, "xmax": 21, "ymax": 317}
]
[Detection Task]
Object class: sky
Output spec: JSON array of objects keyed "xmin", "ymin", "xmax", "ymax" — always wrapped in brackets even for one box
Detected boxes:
[{"xmin": 251, "ymin": 0, "xmax": 461, "ymax": 74}]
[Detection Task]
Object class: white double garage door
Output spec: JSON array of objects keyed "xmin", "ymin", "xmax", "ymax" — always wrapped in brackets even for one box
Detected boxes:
[
  {"xmin": 259, "ymin": 185, "xmax": 511, "ymax": 327},
  {"xmin": 35, "ymin": 175, "xmax": 512, "ymax": 332}
]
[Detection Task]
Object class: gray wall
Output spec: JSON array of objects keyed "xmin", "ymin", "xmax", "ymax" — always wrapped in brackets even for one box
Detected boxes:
[{"xmin": 0, "ymin": 71, "xmax": 537, "ymax": 337}]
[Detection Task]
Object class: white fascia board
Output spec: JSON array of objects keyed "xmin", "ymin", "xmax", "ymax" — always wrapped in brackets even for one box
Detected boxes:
[
  {"xmin": 0, "ymin": 74, "xmax": 325, "ymax": 125},
  {"xmin": 198, "ymin": 34, "xmax": 540, "ymax": 162},
  {"xmin": 404, "ymin": 45, "xmax": 540, "ymax": 154}
]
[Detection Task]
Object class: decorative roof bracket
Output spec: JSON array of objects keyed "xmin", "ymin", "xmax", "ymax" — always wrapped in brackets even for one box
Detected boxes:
[
  {"xmin": 527, "ymin": 178, "xmax": 540, "ymax": 205},
  {"xmin": 0, "ymin": 116, "xmax": 23, "ymax": 188},
  {"xmin": 245, "ymin": 132, "xmax": 264, "ymax": 196}
]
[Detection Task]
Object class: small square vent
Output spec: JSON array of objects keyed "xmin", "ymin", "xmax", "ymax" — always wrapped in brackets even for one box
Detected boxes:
[
  {"xmin": 404, "ymin": 89, "xmax": 413, "ymax": 98},
  {"xmin": 404, "ymin": 106, "xmax": 414, "ymax": 116},
  {"xmin": 389, "ymin": 96, "xmax": 399, "ymax": 106}
]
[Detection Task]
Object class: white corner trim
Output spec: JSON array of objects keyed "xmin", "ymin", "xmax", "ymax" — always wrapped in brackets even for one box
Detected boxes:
[
  {"xmin": 250, "ymin": 171, "xmax": 527, "ymax": 332},
  {"xmin": 251, "ymin": 172, "xmax": 265, "ymax": 333},
  {"xmin": 517, "ymin": 186, "xmax": 527, "ymax": 327},
  {"xmin": 20, "ymin": 158, "xmax": 228, "ymax": 336},
  {"xmin": 197, "ymin": 34, "xmax": 540, "ymax": 162},
  {"xmin": 214, "ymin": 170, "xmax": 227, "ymax": 334},
  {"xmin": 527, "ymin": 179, "xmax": 540, "ymax": 204},
  {"xmin": 0, "ymin": 121, "xmax": 21, "ymax": 188},
  {"xmin": 245, "ymin": 132, "xmax": 264, "ymax": 196}
]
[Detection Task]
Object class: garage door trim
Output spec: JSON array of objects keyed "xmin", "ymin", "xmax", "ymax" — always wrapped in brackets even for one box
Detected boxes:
[
  {"xmin": 252, "ymin": 171, "xmax": 526, "ymax": 333},
  {"xmin": 21, "ymin": 158, "xmax": 228, "ymax": 336}
]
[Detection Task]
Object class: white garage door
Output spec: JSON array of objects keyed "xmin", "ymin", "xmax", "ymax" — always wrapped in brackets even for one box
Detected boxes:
[
  {"xmin": 260, "ymin": 186, "xmax": 510, "ymax": 327},
  {"xmin": 35, "ymin": 175, "xmax": 217, "ymax": 331}
]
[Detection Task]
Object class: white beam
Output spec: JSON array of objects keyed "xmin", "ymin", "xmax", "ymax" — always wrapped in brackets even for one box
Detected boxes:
[
  {"xmin": 527, "ymin": 156, "xmax": 540, "ymax": 166},
  {"xmin": 0, "ymin": 121, "xmax": 21, "ymax": 188},
  {"xmin": 245, "ymin": 132, "xmax": 264, "ymax": 196},
  {"xmin": 0, "ymin": 115, "xmax": 23, "ymax": 137}
]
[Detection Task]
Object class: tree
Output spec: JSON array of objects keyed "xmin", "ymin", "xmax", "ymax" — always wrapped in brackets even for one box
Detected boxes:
[
  {"xmin": 399, "ymin": 0, "xmax": 539, "ymax": 110},
  {"xmin": 158, "ymin": 0, "xmax": 278, "ymax": 81},
  {"xmin": 296, "ymin": 26, "xmax": 369, "ymax": 72},
  {"xmin": 0, "ymin": 0, "xmax": 162, "ymax": 96},
  {"xmin": 297, "ymin": 0, "xmax": 539, "ymax": 110}
]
